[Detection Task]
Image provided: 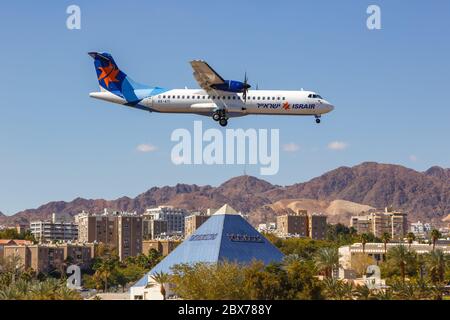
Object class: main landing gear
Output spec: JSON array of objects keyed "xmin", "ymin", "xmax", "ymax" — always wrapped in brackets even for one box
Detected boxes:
[
  {"xmin": 213, "ymin": 109, "xmax": 228, "ymax": 127},
  {"xmin": 315, "ymin": 115, "xmax": 321, "ymax": 124}
]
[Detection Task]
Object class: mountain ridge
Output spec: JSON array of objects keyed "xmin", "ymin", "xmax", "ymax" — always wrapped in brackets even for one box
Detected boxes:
[{"xmin": 0, "ymin": 162, "xmax": 448, "ymax": 227}]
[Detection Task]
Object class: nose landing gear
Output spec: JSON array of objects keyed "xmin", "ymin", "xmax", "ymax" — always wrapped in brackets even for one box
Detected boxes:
[
  {"xmin": 315, "ymin": 115, "xmax": 321, "ymax": 124},
  {"xmin": 213, "ymin": 110, "xmax": 228, "ymax": 127}
]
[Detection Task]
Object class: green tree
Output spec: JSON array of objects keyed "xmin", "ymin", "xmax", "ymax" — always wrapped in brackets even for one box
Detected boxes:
[
  {"xmin": 322, "ymin": 278, "xmax": 353, "ymax": 300},
  {"xmin": 430, "ymin": 229, "xmax": 441, "ymax": 251},
  {"xmin": 425, "ymin": 249, "xmax": 447, "ymax": 284},
  {"xmin": 360, "ymin": 233, "xmax": 370, "ymax": 254},
  {"xmin": 313, "ymin": 247, "xmax": 340, "ymax": 278},
  {"xmin": 150, "ymin": 271, "xmax": 170, "ymax": 300},
  {"xmin": 353, "ymin": 284, "xmax": 372, "ymax": 300},
  {"xmin": 283, "ymin": 259, "xmax": 323, "ymax": 300},
  {"xmin": 406, "ymin": 232, "xmax": 416, "ymax": 249},
  {"xmin": 386, "ymin": 245, "xmax": 415, "ymax": 283},
  {"xmin": 380, "ymin": 232, "xmax": 391, "ymax": 254}
]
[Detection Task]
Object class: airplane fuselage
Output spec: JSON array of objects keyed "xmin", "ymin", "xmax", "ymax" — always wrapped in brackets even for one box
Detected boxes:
[{"xmin": 90, "ymin": 89, "xmax": 334, "ymax": 118}]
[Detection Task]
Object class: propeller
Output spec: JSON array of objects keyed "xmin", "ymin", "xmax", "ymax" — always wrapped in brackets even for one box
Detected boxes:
[{"xmin": 242, "ymin": 72, "xmax": 251, "ymax": 102}]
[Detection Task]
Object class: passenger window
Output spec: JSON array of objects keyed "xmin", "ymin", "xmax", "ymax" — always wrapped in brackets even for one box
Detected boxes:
[
  {"xmin": 277, "ymin": 97, "xmax": 280, "ymax": 100},
  {"xmin": 177, "ymin": 95, "xmax": 180, "ymax": 99},
  {"xmin": 182, "ymin": 96, "xmax": 185, "ymax": 99},
  {"xmin": 257, "ymin": 97, "xmax": 260, "ymax": 100},
  {"xmin": 282, "ymin": 97, "xmax": 285, "ymax": 100},
  {"xmin": 158, "ymin": 95, "xmax": 161, "ymax": 98},
  {"xmin": 232, "ymin": 96, "xmax": 236, "ymax": 100},
  {"xmin": 272, "ymin": 97, "xmax": 275, "ymax": 100}
]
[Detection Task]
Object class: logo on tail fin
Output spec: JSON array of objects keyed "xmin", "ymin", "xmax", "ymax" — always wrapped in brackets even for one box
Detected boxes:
[{"xmin": 97, "ymin": 62, "xmax": 120, "ymax": 88}]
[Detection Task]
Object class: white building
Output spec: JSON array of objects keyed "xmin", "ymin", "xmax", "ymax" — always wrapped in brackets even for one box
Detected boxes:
[
  {"xmin": 144, "ymin": 206, "xmax": 188, "ymax": 236},
  {"xmin": 257, "ymin": 223, "xmax": 277, "ymax": 233},
  {"xmin": 339, "ymin": 242, "xmax": 450, "ymax": 268},
  {"xmin": 410, "ymin": 221, "xmax": 432, "ymax": 237},
  {"xmin": 30, "ymin": 213, "xmax": 78, "ymax": 243}
]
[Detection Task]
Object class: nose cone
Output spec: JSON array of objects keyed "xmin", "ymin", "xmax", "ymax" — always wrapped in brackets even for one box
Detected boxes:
[{"xmin": 321, "ymin": 100, "xmax": 334, "ymax": 113}]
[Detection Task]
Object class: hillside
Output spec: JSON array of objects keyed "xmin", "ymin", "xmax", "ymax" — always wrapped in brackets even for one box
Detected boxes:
[{"xmin": 0, "ymin": 162, "xmax": 448, "ymax": 227}]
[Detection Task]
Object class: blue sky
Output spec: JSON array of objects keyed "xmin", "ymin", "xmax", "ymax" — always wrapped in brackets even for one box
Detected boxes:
[{"xmin": 0, "ymin": 0, "xmax": 449, "ymax": 214}]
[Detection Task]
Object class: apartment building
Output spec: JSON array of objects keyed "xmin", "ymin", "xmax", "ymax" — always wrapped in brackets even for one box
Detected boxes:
[
  {"xmin": 30, "ymin": 213, "xmax": 78, "ymax": 243},
  {"xmin": 3, "ymin": 245, "xmax": 64, "ymax": 273},
  {"xmin": 308, "ymin": 213, "xmax": 327, "ymax": 240},
  {"xmin": 142, "ymin": 219, "xmax": 168, "ymax": 240},
  {"xmin": 3, "ymin": 243, "xmax": 93, "ymax": 273},
  {"xmin": 350, "ymin": 208, "xmax": 408, "ymax": 240},
  {"xmin": 142, "ymin": 239, "xmax": 180, "ymax": 256},
  {"xmin": 0, "ymin": 239, "xmax": 33, "ymax": 259},
  {"xmin": 276, "ymin": 210, "xmax": 327, "ymax": 240},
  {"xmin": 143, "ymin": 206, "xmax": 188, "ymax": 236},
  {"xmin": 277, "ymin": 210, "xmax": 309, "ymax": 237},
  {"xmin": 75, "ymin": 210, "xmax": 142, "ymax": 261},
  {"xmin": 184, "ymin": 213, "xmax": 210, "ymax": 237}
]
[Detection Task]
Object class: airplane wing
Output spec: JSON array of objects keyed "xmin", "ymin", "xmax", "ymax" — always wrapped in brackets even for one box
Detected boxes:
[{"xmin": 190, "ymin": 60, "xmax": 225, "ymax": 91}]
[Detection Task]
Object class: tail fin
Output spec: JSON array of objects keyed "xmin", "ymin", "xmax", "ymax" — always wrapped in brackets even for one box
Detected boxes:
[{"xmin": 88, "ymin": 52, "xmax": 150, "ymax": 103}]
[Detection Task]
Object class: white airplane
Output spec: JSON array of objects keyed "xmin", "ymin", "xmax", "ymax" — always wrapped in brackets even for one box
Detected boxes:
[{"xmin": 88, "ymin": 52, "xmax": 335, "ymax": 127}]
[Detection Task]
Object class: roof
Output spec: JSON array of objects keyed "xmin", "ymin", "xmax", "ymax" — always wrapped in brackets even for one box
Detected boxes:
[
  {"xmin": 213, "ymin": 204, "xmax": 240, "ymax": 215},
  {"xmin": 0, "ymin": 239, "xmax": 32, "ymax": 246},
  {"xmin": 133, "ymin": 205, "xmax": 284, "ymax": 288}
]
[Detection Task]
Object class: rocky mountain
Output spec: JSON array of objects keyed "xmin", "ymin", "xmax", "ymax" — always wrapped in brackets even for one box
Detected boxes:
[
  {"xmin": 0, "ymin": 162, "xmax": 448, "ymax": 227},
  {"xmin": 425, "ymin": 166, "xmax": 450, "ymax": 182}
]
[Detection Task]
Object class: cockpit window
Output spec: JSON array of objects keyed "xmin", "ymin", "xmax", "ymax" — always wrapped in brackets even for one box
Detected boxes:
[{"xmin": 308, "ymin": 94, "xmax": 323, "ymax": 99}]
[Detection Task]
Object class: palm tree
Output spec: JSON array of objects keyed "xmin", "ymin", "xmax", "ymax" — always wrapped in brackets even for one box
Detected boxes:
[
  {"xmin": 380, "ymin": 232, "xmax": 391, "ymax": 254},
  {"xmin": 360, "ymin": 233, "xmax": 370, "ymax": 254},
  {"xmin": 372, "ymin": 288, "xmax": 393, "ymax": 300},
  {"xmin": 283, "ymin": 254, "xmax": 304, "ymax": 265},
  {"xmin": 95, "ymin": 259, "xmax": 116, "ymax": 292},
  {"xmin": 391, "ymin": 280, "xmax": 417, "ymax": 300},
  {"xmin": 386, "ymin": 245, "xmax": 411, "ymax": 283},
  {"xmin": 313, "ymin": 247, "xmax": 341, "ymax": 279},
  {"xmin": 30, "ymin": 278, "xmax": 59, "ymax": 300},
  {"xmin": 354, "ymin": 284, "xmax": 372, "ymax": 300},
  {"xmin": 322, "ymin": 278, "xmax": 354, "ymax": 300},
  {"xmin": 151, "ymin": 271, "xmax": 170, "ymax": 300},
  {"xmin": 425, "ymin": 249, "xmax": 447, "ymax": 284},
  {"xmin": 55, "ymin": 282, "xmax": 82, "ymax": 300},
  {"xmin": 406, "ymin": 232, "xmax": 415, "ymax": 250},
  {"xmin": 430, "ymin": 229, "xmax": 441, "ymax": 251}
]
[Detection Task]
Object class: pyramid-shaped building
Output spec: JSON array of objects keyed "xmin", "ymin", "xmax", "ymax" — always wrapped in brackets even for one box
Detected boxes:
[{"xmin": 130, "ymin": 204, "xmax": 284, "ymax": 299}]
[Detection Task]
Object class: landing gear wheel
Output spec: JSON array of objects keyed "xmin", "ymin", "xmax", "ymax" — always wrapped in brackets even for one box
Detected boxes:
[
  {"xmin": 212, "ymin": 112, "xmax": 221, "ymax": 121},
  {"xmin": 219, "ymin": 118, "xmax": 228, "ymax": 127},
  {"xmin": 315, "ymin": 118, "xmax": 321, "ymax": 124}
]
